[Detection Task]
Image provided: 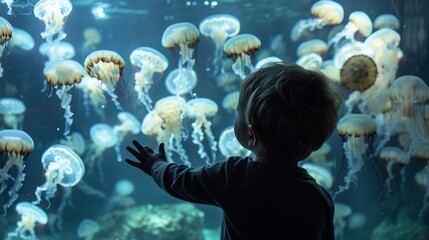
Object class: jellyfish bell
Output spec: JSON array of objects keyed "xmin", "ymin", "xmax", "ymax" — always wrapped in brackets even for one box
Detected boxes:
[
  {"xmin": 296, "ymin": 39, "xmax": 328, "ymax": 58},
  {"xmin": 379, "ymin": 146, "xmax": 410, "ymax": 196},
  {"xmin": 224, "ymin": 33, "xmax": 261, "ymax": 79},
  {"xmin": 39, "ymin": 41, "xmax": 75, "ymax": 62},
  {"xmin": 300, "ymin": 162, "xmax": 333, "ymax": 189},
  {"xmin": 165, "ymin": 68, "xmax": 197, "ymax": 96},
  {"xmin": 373, "ymin": 14, "xmax": 400, "ymax": 31},
  {"xmin": 113, "ymin": 112, "xmax": 140, "ymax": 162},
  {"xmin": 222, "ymin": 90, "xmax": 239, "ymax": 112},
  {"xmin": 114, "ymin": 179, "xmax": 135, "ymax": 197},
  {"xmin": 0, "ymin": 97, "xmax": 26, "ymax": 130},
  {"xmin": 34, "ymin": 0, "xmax": 73, "ymax": 41},
  {"xmin": 0, "ymin": 16, "xmax": 12, "ymax": 46},
  {"xmin": 218, "ymin": 125, "xmax": 251, "ymax": 158},
  {"xmin": 77, "ymin": 219, "xmax": 100, "ymax": 239},
  {"xmin": 255, "ymin": 56, "xmax": 283, "ymax": 70},
  {"xmin": 60, "ymin": 132, "xmax": 86, "ymax": 156},
  {"xmin": 7, "ymin": 202, "xmax": 48, "ymax": 240},
  {"xmin": 90, "ymin": 123, "xmax": 118, "ymax": 149},
  {"xmin": 83, "ymin": 27, "xmax": 102, "ymax": 49},
  {"xmin": 340, "ymin": 54, "xmax": 378, "ymax": 91},
  {"xmin": 10, "ymin": 28, "xmax": 34, "ymax": 51},
  {"xmin": 296, "ymin": 52, "xmax": 323, "ymax": 70}
]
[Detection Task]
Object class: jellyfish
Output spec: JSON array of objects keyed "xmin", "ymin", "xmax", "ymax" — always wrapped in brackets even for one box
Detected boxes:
[
  {"xmin": 59, "ymin": 131, "xmax": 86, "ymax": 156},
  {"xmin": 154, "ymin": 96, "xmax": 190, "ymax": 165},
  {"xmin": 82, "ymin": 27, "xmax": 102, "ymax": 56},
  {"xmin": 77, "ymin": 219, "xmax": 100, "ymax": 240},
  {"xmin": 33, "ymin": 144, "xmax": 84, "ymax": 207},
  {"xmin": 295, "ymin": 52, "xmax": 323, "ymax": 70},
  {"xmin": 328, "ymin": 11, "xmax": 373, "ymax": 49},
  {"xmin": 39, "ymin": 41, "xmax": 75, "ymax": 62},
  {"xmin": 333, "ymin": 202, "xmax": 352, "ymax": 240},
  {"xmin": 141, "ymin": 109, "xmax": 165, "ymax": 144},
  {"xmin": 6, "ymin": 202, "xmax": 48, "ymax": 240},
  {"xmin": 415, "ymin": 165, "xmax": 429, "ymax": 221},
  {"xmin": 199, "ymin": 14, "xmax": 240, "ymax": 74},
  {"xmin": 162, "ymin": 22, "xmax": 199, "ymax": 72},
  {"xmin": 222, "ymin": 90, "xmax": 239, "ymax": 113},
  {"xmin": 334, "ymin": 113, "xmax": 377, "ymax": 197},
  {"xmin": 373, "ymin": 14, "xmax": 400, "ymax": 31},
  {"xmin": 0, "ymin": 129, "xmax": 34, "ymax": 215},
  {"xmin": 107, "ymin": 179, "xmax": 135, "ymax": 210},
  {"xmin": 379, "ymin": 146, "xmax": 409, "ymax": 197},
  {"xmin": 10, "ymin": 28, "xmax": 34, "ymax": 51},
  {"xmin": 0, "ymin": 97, "xmax": 26, "ymax": 130},
  {"xmin": 296, "ymin": 39, "xmax": 328, "ymax": 58},
  {"xmin": 224, "ymin": 33, "xmax": 261, "ymax": 79},
  {"xmin": 187, "ymin": 98, "xmax": 218, "ymax": 164},
  {"xmin": 33, "ymin": 0, "xmax": 73, "ymax": 42},
  {"xmin": 43, "ymin": 60, "xmax": 85, "ymax": 139},
  {"xmin": 321, "ymin": 60, "xmax": 340, "ymax": 84},
  {"xmin": 306, "ymin": 142, "xmax": 333, "ymax": 169},
  {"xmin": 216, "ymin": 72, "xmax": 240, "ymax": 92},
  {"xmin": 75, "ymin": 75, "xmax": 106, "ymax": 118},
  {"xmin": 165, "ymin": 68, "xmax": 197, "ymax": 97},
  {"xmin": 255, "ymin": 56, "xmax": 283, "ymax": 70},
  {"xmin": 130, "ymin": 47, "xmax": 169, "ymax": 111},
  {"xmin": 387, "ymin": 75, "xmax": 429, "ymax": 155},
  {"xmin": 86, "ymin": 123, "xmax": 117, "ymax": 177},
  {"xmin": 333, "ymin": 41, "xmax": 364, "ymax": 69},
  {"xmin": 0, "ymin": 17, "xmax": 12, "ymax": 78},
  {"xmin": 291, "ymin": 0, "xmax": 344, "ymax": 41},
  {"xmin": 84, "ymin": 50, "xmax": 125, "ymax": 110},
  {"xmin": 112, "ymin": 112, "xmax": 140, "ymax": 162},
  {"xmin": 218, "ymin": 126, "xmax": 251, "ymax": 159}
]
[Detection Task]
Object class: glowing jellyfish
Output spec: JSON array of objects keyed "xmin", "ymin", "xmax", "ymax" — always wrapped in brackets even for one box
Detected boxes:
[
  {"xmin": 39, "ymin": 41, "xmax": 75, "ymax": 62},
  {"xmin": 255, "ymin": 56, "xmax": 283, "ymax": 70},
  {"xmin": 75, "ymin": 75, "xmax": 106, "ymax": 118},
  {"xmin": 0, "ymin": 129, "xmax": 33, "ymax": 215},
  {"xmin": 155, "ymin": 96, "xmax": 190, "ymax": 165},
  {"xmin": 415, "ymin": 165, "xmax": 429, "ymax": 220},
  {"xmin": 0, "ymin": 17, "xmax": 12, "ymax": 78},
  {"xmin": 296, "ymin": 39, "xmax": 328, "ymax": 57},
  {"xmin": 84, "ymin": 50, "xmax": 125, "ymax": 110},
  {"xmin": 216, "ymin": 72, "xmax": 239, "ymax": 92},
  {"xmin": 43, "ymin": 60, "xmax": 85, "ymax": 138},
  {"xmin": 33, "ymin": 0, "xmax": 73, "ymax": 42},
  {"xmin": 340, "ymin": 54, "xmax": 377, "ymax": 91},
  {"xmin": 77, "ymin": 219, "xmax": 100, "ymax": 240},
  {"xmin": 199, "ymin": 14, "xmax": 240, "ymax": 74},
  {"xmin": 379, "ymin": 146, "xmax": 409, "ymax": 197},
  {"xmin": 296, "ymin": 53, "xmax": 323, "ymax": 70},
  {"xmin": 7, "ymin": 202, "xmax": 48, "ymax": 240},
  {"xmin": 388, "ymin": 75, "xmax": 429, "ymax": 155},
  {"xmin": 321, "ymin": 60, "xmax": 340, "ymax": 84},
  {"xmin": 334, "ymin": 114, "xmax": 377, "ymax": 197},
  {"xmin": 130, "ymin": 47, "xmax": 169, "ymax": 111},
  {"xmin": 222, "ymin": 90, "xmax": 239, "ymax": 113},
  {"xmin": 373, "ymin": 14, "xmax": 400, "ymax": 31},
  {"xmin": 141, "ymin": 109, "xmax": 164, "ymax": 144},
  {"xmin": 87, "ymin": 123, "xmax": 117, "ymax": 175},
  {"xmin": 333, "ymin": 41, "xmax": 364, "ymax": 69},
  {"xmin": 165, "ymin": 68, "xmax": 197, "ymax": 96},
  {"xmin": 291, "ymin": 0, "xmax": 344, "ymax": 41},
  {"xmin": 307, "ymin": 142, "xmax": 333, "ymax": 169},
  {"xmin": 187, "ymin": 98, "xmax": 218, "ymax": 164},
  {"xmin": 300, "ymin": 162, "xmax": 333, "ymax": 189},
  {"xmin": 333, "ymin": 202, "xmax": 352, "ymax": 240},
  {"xmin": 33, "ymin": 144, "xmax": 84, "ymax": 206},
  {"xmin": 11, "ymin": 28, "xmax": 34, "ymax": 51},
  {"xmin": 162, "ymin": 22, "xmax": 199, "ymax": 72},
  {"xmin": 113, "ymin": 112, "xmax": 140, "ymax": 162},
  {"xmin": 328, "ymin": 11, "xmax": 373, "ymax": 49},
  {"xmin": 82, "ymin": 27, "xmax": 102, "ymax": 55},
  {"xmin": 218, "ymin": 126, "xmax": 251, "ymax": 159},
  {"xmin": 0, "ymin": 97, "xmax": 26, "ymax": 130},
  {"xmin": 224, "ymin": 33, "xmax": 261, "ymax": 79},
  {"xmin": 59, "ymin": 132, "xmax": 86, "ymax": 156}
]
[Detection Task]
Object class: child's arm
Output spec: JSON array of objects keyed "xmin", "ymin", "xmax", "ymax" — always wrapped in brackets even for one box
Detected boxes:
[{"xmin": 125, "ymin": 140, "xmax": 167, "ymax": 175}]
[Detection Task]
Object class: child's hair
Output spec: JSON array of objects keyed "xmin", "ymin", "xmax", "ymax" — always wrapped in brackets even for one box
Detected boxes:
[{"xmin": 239, "ymin": 62, "xmax": 342, "ymax": 161}]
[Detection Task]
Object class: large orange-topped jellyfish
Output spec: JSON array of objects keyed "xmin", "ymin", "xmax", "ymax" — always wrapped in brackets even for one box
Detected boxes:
[
  {"xmin": 328, "ymin": 11, "xmax": 373, "ymax": 49},
  {"xmin": 187, "ymin": 97, "xmax": 218, "ymax": 164},
  {"xmin": 290, "ymin": 0, "xmax": 344, "ymax": 41},
  {"xmin": 296, "ymin": 39, "xmax": 328, "ymax": 58},
  {"xmin": 84, "ymin": 50, "xmax": 125, "ymax": 110},
  {"xmin": 44, "ymin": 60, "xmax": 85, "ymax": 139},
  {"xmin": 199, "ymin": 14, "xmax": 240, "ymax": 74},
  {"xmin": 334, "ymin": 113, "xmax": 377, "ymax": 197},
  {"xmin": 0, "ymin": 17, "xmax": 12, "ymax": 78},
  {"xmin": 0, "ymin": 129, "xmax": 34, "ymax": 215},
  {"xmin": 33, "ymin": 0, "xmax": 73, "ymax": 42},
  {"xmin": 130, "ymin": 47, "xmax": 169, "ymax": 111},
  {"xmin": 162, "ymin": 22, "xmax": 199, "ymax": 72},
  {"xmin": 340, "ymin": 54, "xmax": 378, "ymax": 91},
  {"xmin": 224, "ymin": 33, "xmax": 261, "ymax": 79}
]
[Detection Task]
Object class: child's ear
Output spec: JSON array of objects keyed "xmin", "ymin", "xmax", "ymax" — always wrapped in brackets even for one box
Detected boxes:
[{"xmin": 247, "ymin": 124, "xmax": 258, "ymax": 147}]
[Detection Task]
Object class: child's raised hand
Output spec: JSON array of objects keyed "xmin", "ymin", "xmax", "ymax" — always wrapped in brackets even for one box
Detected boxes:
[{"xmin": 125, "ymin": 140, "xmax": 167, "ymax": 175}]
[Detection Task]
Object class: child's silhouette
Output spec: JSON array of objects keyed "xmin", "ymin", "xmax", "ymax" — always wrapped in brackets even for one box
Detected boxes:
[{"xmin": 126, "ymin": 62, "xmax": 342, "ymax": 240}]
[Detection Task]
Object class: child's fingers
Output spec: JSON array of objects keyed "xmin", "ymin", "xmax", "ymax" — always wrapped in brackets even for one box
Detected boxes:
[
  {"xmin": 125, "ymin": 159, "xmax": 141, "ymax": 168},
  {"xmin": 126, "ymin": 146, "xmax": 148, "ymax": 160}
]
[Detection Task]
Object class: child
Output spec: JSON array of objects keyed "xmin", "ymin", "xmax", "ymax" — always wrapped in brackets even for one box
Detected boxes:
[{"xmin": 125, "ymin": 62, "xmax": 342, "ymax": 239}]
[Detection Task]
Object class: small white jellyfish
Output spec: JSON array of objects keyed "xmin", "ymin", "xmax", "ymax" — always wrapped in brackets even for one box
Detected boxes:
[
  {"xmin": 59, "ymin": 131, "xmax": 86, "ymax": 156},
  {"xmin": 222, "ymin": 90, "xmax": 239, "ymax": 113},
  {"xmin": 39, "ymin": 41, "xmax": 76, "ymax": 62},
  {"xmin": 0, "ymin": 97, "xmax": 26, "ymax": 130},
  {"xmin": 296, "ymin": 39, "xmax": 328, "ymax": 58},
  {"xmin": 290, "ymin": 0, "xmax": 344, "ymax": 41},
  {"xmin": 114, "ymin": 179, "xmax": 135, "ymax": 197},
  {"xmin": 218, "ymin": 126, "xmax": 251, "ymax": 159},
  {"xmin": 216, "ymin": 72, "xmax": 240, "ymax": 92},
  {"xmin": 141, "ymin": 109, "xmax": 165, "ymax": 144},
  {"xmin": 334, "ymin": 114, "xmax": 377, "ymax": 198},
  {"xmin": 155, "ymin": 96, "xmax": 190, "ymax": 165},
  {"xmin": 77, "ymin": 218, "xmax": 100, "ymax": 240},
  {"xmin": 130, "ymin": 47, "xmax": 168, "ymax": 111},
  {"xmin": 373, "ymin": 14, "xmax": 400, "ymax": 31},
  {"xmin": 75, "ymin": 75, "xmax": 107, "ymax": 118},
  {"xmin": 165, "ymin": 68, "xmax": 197, "ymax": 96},
  {"xmin": 199, "ymin": 14, "xmax": 240, "ymax": 74},
  {"xmin": 33, "ymin": 0, "xmax": 73, "ymax": 42},
  {"xmin": 7, "ymin": 202, "xmax": 48, "ymax": 240},
  {"xmin": 43, "ymin": 60, "xmax": 86, "ymax": 139},
  {"xmin": 10, "ymin": 28, "xmax": 35, "ymax": 51},
  {"xmin": 84, "ymin": 50, "xmax": 126, "ymax": 110},
  {"xmin": 33, "ymin": 144, "xmax": 84, "ymax": 207},
  {"xmin": 300, "ymin": 162, "xmax": 333, "ymax": 189},
  {"xmin": 86, "ymin": 123, "xmax": 117, "ymax": 177},
  {"xmin": 328, "ymin": 11, "xmax": 373, "ymax": 49},
  {"xmin": 112, "ymin": 112, "xmax": 140, "ymax": 162},
  {"xmin": 333, "ymin": 202, "xmax": 352, "ymax": 240},
  {"xmin": 82, "ymin": 27, "xmax": 102, "ymax": 56},
  {"xmin": 187, "ymin": 98, "xmax": 218, "ymax": 164},
  {"xmin": 306, "ymin": 142, "xmax": 333, "ymax": 169},
  {"xmin": 255, "ymin": 56, "xmax": 283, "ymax": 70},
  {"xmin": 296, "ymin": 52, "xmax": 323, "ymax": 70},
  {"xmin": 224, "ymin": 33, "xmax": 261, "ymax": 79},
  {"xmin": 162, "ymin": 22, "xmax": 199, "ymax": 72},
  {"xmin": 379, "ymin": 146, "xmax": 409, "ymax": 197}
]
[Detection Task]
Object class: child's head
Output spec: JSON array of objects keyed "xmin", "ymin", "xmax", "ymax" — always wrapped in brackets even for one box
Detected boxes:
[{"xmin": 236, "ymin": 62, "xmax": 342, "ymax": 162}]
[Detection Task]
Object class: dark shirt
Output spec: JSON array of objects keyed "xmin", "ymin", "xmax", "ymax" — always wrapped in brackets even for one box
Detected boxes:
[{"xmin": 151, "ymin": 156, "xmax": 335, "ymax": 240}]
